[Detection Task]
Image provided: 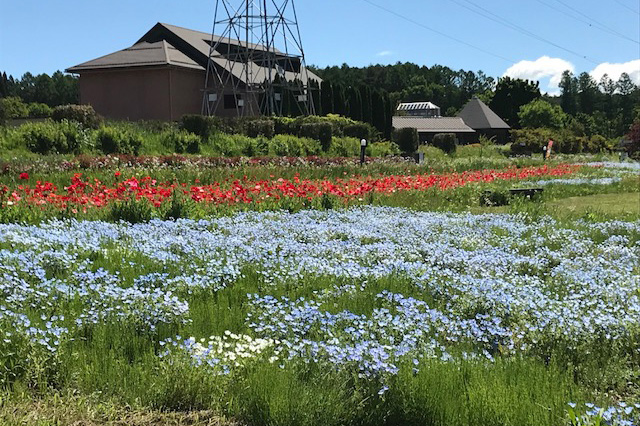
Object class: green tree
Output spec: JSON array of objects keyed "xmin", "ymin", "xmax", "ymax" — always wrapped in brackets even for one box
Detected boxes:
[
  {"xmin": 518, "ymin": 99, "xmax": 566, "ymax": 129},
  {"xmin": 489, "ymin": 77, "xmax": 541, "ymax": 128},
  {"xmin": 559, "ymin": 70, "xmax": 578, "ymax": 115},
  {"xmin": 577, "ymin": 72, "xmax": 598, "ymax": 115}
]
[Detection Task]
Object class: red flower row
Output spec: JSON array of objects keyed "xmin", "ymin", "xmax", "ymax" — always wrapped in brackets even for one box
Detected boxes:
[{"xmin": 4, "ymin": 164, "xmax": 579, "ymax": 210}]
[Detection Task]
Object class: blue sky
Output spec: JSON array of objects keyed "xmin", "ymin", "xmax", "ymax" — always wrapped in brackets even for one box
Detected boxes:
[{"xmin": 1, "ymin": 0, "xmax": 638, "ymax": 93}]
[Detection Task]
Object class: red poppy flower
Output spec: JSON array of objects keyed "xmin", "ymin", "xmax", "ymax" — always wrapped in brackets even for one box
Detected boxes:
[
  {"xmin": 19, "ymin": 172, "xmax": 29, "ymax": 180},
  {"xmin": 114, "ymin": 171, "xmax": 121, "ymax": 177}
]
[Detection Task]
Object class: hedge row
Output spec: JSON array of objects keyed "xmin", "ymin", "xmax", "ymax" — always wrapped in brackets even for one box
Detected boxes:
[
  {"xmin": 180, "ymin": 114, "xmax": 379, "ymax": 147},
  {"xmin": 511, "ymin": 128, "xmax": 615, "ymax": 155},
  {"xmin": 1, "ymin": 119, "xmax": 399, "ymax": 157}
]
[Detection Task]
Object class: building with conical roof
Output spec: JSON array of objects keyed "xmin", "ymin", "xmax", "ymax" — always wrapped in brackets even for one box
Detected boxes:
[{"xmin": 457, "ymin": 96, "xmax": 510, "ymax": 144}]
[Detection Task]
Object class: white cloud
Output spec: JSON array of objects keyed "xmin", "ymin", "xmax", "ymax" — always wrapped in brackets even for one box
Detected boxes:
[
  {"xmin": 589, "ymin": 60, "xmax": 640, "ymax": 85},
  {"xmin": 376, "ymin": 50, "xmax": 393, "ymax": 57},
  {"xmin": 503, "ymin": 56, "xmax": 575, "ymax": 95}
]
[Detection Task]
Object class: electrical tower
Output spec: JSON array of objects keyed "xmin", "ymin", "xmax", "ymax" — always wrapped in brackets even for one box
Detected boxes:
[{"xmin": 202, "ymin": 0, "xmax": 316, "ymax": 117}]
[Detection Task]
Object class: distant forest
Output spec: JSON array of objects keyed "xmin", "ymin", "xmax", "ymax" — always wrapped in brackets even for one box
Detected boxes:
[
  {"xmin": 311, "ymin": 63, "xmax": 640, "ymax": 139},
  {"xmin": 2, "ymin": 63, "xmax": 638, "ymax": 139}
]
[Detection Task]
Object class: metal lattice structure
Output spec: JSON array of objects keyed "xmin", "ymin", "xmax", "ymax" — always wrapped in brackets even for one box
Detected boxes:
[{"xmin": 202, "ymin": 0, "xmax": 316, "ymax": 117}]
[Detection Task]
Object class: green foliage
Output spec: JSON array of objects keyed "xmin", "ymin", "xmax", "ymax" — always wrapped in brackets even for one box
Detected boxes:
[
  {"xmin": 52, "ymin": 104, "xmax": 102, "ymax": 129},
  {"xmin": 268, "ymin": 134, "xmax": 321, "ymax": 156},
  {"xmin": 366, "ymin": 141, "xmax": 400, "ymax": 157},
  {"xmin": 245, "ymin": 119, "xmax": 275, "ymax": 139},
  {"xmin": 432, "ymin": 133, "xmax": 457, "ymax": 154},
  {"xmin": 171, "ymin": 131, "xmax": 201, "ymax": 154},
  {"xmin": 162, "ymin": 191, "xmax": 196, "ymax": 221},
  {"xmin": 299, "ymin": 122, "xmax": 333, "ymax": 151},
  {"xmin": 327, "ymin": 137, "xmax": 360, "ymax": 157},
  {"xmin": 97, "ymin": 126, "xmax": 142, "ymax": 155},
  {"xmin": 510, "ymin": 128, "xmax": 610, "ymax": 155},
  {"xmin": 393, "ymin": 127, "xmax": 418, "ymax": 155},
  {"xmin": 109, "ymin": 197, "xmax": 154, "ymax": 223},
  {"xmin": 518, "ymin": 99, "xmax": 566, "ymax": 129},
  {"xmin": 0, "ymin": 97, "xmax": 29, "ymax": 119},
  {"xmin": 21, "ymin": 120, "xmax": 90, "ymax": 154},
  {"xmin": 180, "ymin": 114, "xmax": 219, "ymax": 139},
  {"xmin": 490, "ymin": 77, "xmax": 541, "ymax": 128},
  {"xmin": 343, "ymin": 122, "xmax": 374, "ymax": 142},
  {"xmin": 27, "ymin": 102, "xmax": 52, "ymax": 118}
]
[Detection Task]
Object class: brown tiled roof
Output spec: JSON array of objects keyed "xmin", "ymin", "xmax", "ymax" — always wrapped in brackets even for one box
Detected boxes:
[
  {"xmin": 67, "ymin": 22, "xmax": 321, "ymax": 84},
  {"xmin": 392, "ymin": 116, "xmax": 476, "ymax": 133},
  {"xmin": 67, "ymin": 40, "xmax": 203, "ymax": 72},
  {"xmin": 457, "ymin": 96, "xmax": 510, "ymax": 130}
]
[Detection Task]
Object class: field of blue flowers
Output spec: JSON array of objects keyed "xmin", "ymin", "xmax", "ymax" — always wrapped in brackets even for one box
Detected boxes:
[{"xmin": 1, "ymin": 194, "xmax": 639, "ymax": 425}]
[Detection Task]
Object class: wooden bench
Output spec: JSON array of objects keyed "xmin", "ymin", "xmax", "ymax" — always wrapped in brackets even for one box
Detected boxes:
[{"xmin": 509, "ymin": 188, "xmax": 544, "ymax": 199}]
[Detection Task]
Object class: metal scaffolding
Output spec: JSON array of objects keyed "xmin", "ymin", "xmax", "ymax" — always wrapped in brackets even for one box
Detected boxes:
[{"xmin": 202, "ymin": 0, "xmax": 316, "ymax": 117}]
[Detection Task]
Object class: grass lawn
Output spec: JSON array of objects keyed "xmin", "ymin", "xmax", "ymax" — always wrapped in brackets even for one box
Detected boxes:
[{"xmin": 549, "ymin": 191, "xmax": 640, "ymax": 216}]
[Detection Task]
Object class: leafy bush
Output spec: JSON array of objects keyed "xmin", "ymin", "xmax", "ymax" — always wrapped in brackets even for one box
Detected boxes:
[
  {"xmin": 245, "ymin": 119, "xmax": 275, "ymax": 139},
  {"xmin": 510, "ymin": 128, "xmax": 558, "ymax": 155},
  {"xmin": 27, "ymin": 103, "xmax": 52, "ymax": 118},
  {"xmin": 367, "ymin": 141, "xmax": 400, "ymax": 157},
  {"xmin": 300, "ymin": 122, "xmax": 333, "ymax": 151},
  {"xmin": 97, "ymin": 126, "xmax": 142, "ymax": 155},
  {"xmin": 583, "ymin": 135, "xmax": 607, "ymax": 153},
  {"xmin": 109, "ymin": 198, "xmax": 154, "ymax": 223},
  {"xmin": 0, "ymin": 97, "xmax": 29, "ymax": 119},
  {"xmin": 180, "ymin": 115, "xmax": 219, "ymax": 139},
  {"xmin": 21, "ymin": 120, "xmax": 90, "ymax": 154},
  {"xmin": 393, "ymin": 127, "xmax": 418, "ymax": 155},
  {"xmin": 432, "ymin": 133, "xmax": 457, "ymax": 154},
  {"xmin": 268, "ymin": 134, "xmax": 321, "ymax": 156},
  {"xmin": 52, "ymin": 105, "xmax": 102, "ymax": 129},
  {"xmin": 343, "ymin": 123, "xmax": 374, "ymax": 142},
  {"xmin": 518, "ymin": 99, "xmax": 566, "ymax": 129},
  {"xmin": 328, "ymin": 137, "xmax": 360, "ymax": 157},
  {"xmin": 172, "ymin": 131, "xmax": 201, "ymax": 154},
  {"xmin": 272, "ymin": 116, "xmax": 297, "ymax": 136}
]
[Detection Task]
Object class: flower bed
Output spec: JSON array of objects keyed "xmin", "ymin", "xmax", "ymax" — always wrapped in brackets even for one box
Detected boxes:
[{"xmin": 2, "ymin": 164, "xmax": 579, "ymax": 210}]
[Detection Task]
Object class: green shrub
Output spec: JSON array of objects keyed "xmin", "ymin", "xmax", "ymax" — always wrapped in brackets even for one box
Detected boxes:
[
  {"xmin": 245, "ymin": 119, "xmax": 275, "ymax": 139},
  {"xmin": 272, "ymin": 116, "xmax": 297, "ymax": 136},
  {"xmin": 171, "ymin": 131, "xmax": 201, "ymax": 154},
  {"xmin": 299, "ymin": 122, "xmax": 333, "ymax": 151},
  {"xmin": 367, "ymin": 141, "xmax": 400, "ymax": 157},
  {"xmin": 418, "ymin": 145, "xmax": 447, "ymax": 159},
  {"xmin": 0, "ymin": 101, "xmax": 6, "ymax": 125},
  {"xmin": 162, "ymin": 191, "xmax": 196, "ymax": 220},
  {"xmin": 343, "ymin": 123, "xmax": 374, "ymax": 142},
  {"xmin": 180, "ymin": 114, "xmax": 219, "ymax": 139},
  {"xmin": 510, "ymin": 128, "xmax": 558, "ymax": 155},
  {"xmin": 328, "ymin": 137, "xmax": 360, "ymax": 157},
  {"xmin": 393, "ymin": 127, "xmax": 419, "ymax": 155},
  {"xmin": 21, "ymin": 120, "xmax": 90, "ymax": 154},
  {"xmin": 268, "ymin": 134, "xmax": 321, "ymax": 156},
  {"xmin": 97, "ymin": 126, "xmax": 142, "ymax": 155},
  {"xmin": 27, "ymin": 103, "xmax": 52, "ymax": 118},
  {"xmin": 109, "ymin": 197, "xmax": 154, "ymax": 223},
  {"xmin": 52, "ymin": 104, "xmax": 102, "ymax": 129},
  {"xmin": 432, "ymin": 133, "xmax": 457, "ymax": 154},
  {"xmin": 0, "ymin": 97, "xmax": 29, "ymax": 119},
  {"xmin": 584, "ymin": 135, "xmax": 607, "ymax": 153}
]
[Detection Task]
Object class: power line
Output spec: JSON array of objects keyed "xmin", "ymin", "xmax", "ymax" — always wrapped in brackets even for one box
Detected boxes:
[
  {"xmin": 446, "ymin": 0, "xmax": 601, "ymax": 64},
  {"xmin": 552, "ymin": 0, "xmax": 639, "ymax": 44},
  {"xmin": 613, "ymin": 0, "xmax": 640, "ymax": 14},
  {"xmin": 533, "ymin": 0, "xmax": 638, "ymax": 43},
  {"xmin": 360, "ymin": 0, "xmax": 516, "ymax": 64}
]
